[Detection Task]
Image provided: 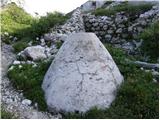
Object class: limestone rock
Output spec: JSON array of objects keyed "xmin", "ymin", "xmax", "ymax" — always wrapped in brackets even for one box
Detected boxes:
[
  {"xmin": 23, "ymin": 45, "xmax": 47, "ymax": 61},
  {"xmin": 22, "ymin": 99, "xmax": 32, "ymax": 106},
  {"xmin": 42, "ymin": 33, "xmax": 123, "ymax": 113}
]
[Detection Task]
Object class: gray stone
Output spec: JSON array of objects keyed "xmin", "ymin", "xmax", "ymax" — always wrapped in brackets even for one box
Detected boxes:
[
  {"xmin": 103, "ymin": 25, "xmax": 108, "ymax": 30},
  {"xmin": 42, "ymin": 33, "xmax": 123, "ymax": 113},
  {"xmin": 13, "ymin": 60, "xmax": 21, "ymax": 65},
  {"xmin": 40, "ymin": 38, "xmax": 46, "ymax": 46},
  {"xmin": 93, "ymin": 22, "xmax": 99, "ymax": 27},
  {"xmin": 105, "ymin": 34, "xmax": 112, "ymax": 41},
  {"xmin": 96, "ymin": 27, "xmax": 101, "ymax": 31},
  {"xmin": 28, "ymin": 41, "xmax": 33, "ymax": 46},
  {"xmin": 111, "ymin": 37, "xmax": 120, "ymax": 44},
  {"xmin": 107, "ymin": 30, "xmax": 114, "ymax": 34},
  {"xmin": 133, "ymin": 39, "xmax": 143, "ymax": 49},
  {"xmin": 99, "ymin": 22, "xmax": 104, "ymax": 27},
  {"xmin": 81, "ymin": 1, "xmax": 106, "ymax": 12},
  {"xmin": 116, "ymin": 28, "xmax": 123, "ymax": 33},
  {"xmin": 22, "ymin": 99, "xmax": 32, "ymax": 106},
  {"xmin": 128, "ymin": 26, "xmax": 133, "ymax": 32},
  {"xmin": 115, "ymin": 15, "xmax": 127, "ymax": 24},
  {"xmin": 137, "ymin": 27, "xmax": 143, "ymax": 32},
  {"xmin": 121, "ymin": 42, "xmax": 134, "ymax": 51},
  {"xmin": 23, "ymin": 45, "xmax": 47, "ymax": 61},
  {"xmin": 13, "ymin": 37, "xmax": 18, "ymax": 41}
]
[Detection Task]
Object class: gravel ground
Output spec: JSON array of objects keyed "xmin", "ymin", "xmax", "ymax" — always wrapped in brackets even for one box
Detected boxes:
[{"xmin": 1, "ymin": 43, "xmax": 61, "ymax": 119}]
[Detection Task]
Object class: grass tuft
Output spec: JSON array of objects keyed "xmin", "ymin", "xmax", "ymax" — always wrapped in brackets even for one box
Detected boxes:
[
  {"xmin": 139, "ymin": 21, "xmax": 159, "ymax": 62},
  {"xmin": 7, "ymin": 60, "xmax": 52, "ymax": 111}
]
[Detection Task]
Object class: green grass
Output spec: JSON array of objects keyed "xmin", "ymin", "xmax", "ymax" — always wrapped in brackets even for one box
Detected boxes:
[
  {"xmin": 12, "ymin": 40, "xmax": 29, "ymax": 53},
  {"xmin": 139, "ymin": 21, "xmax": 159, "ymax": 62},
  {"xmin": 1, "ymin": 2, "xmax": 33, "ymax": 35},
  {"xmin": 93, "ymin": 2, "xmax": 153, "ymax": 17},
  {"xmin": 7, "ymin": 60, "xmax": 52, "ymax": 111},
  {"xmin": 62, "ymin": 44, "xmax": 159, "ymax": 119}
]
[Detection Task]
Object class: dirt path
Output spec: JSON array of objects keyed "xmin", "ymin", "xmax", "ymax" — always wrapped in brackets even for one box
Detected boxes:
[{"xmin": 1, "ymin": 43, "xmax": 60, "ymax": 119}]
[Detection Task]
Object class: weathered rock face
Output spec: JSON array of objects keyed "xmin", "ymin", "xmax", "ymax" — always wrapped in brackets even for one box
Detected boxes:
[{"xmin": 42, "ymin": 33, "xmax": 123, "ymax": 112}]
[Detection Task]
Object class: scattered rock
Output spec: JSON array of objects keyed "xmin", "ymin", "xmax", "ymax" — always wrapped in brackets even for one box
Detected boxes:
[
  {"xmin": 13, "ymin": 60, "xmax": 21, "ymax": 65},
  {"xmin": 23, "ymin": 45, "xmax": 47, "ymax": 61},
  {"xmin": 105, "ymin": 34, "xmax": 112, "ymax": 41},
  {"xmin": 116, "ymin": 28, "xmax": 123, "ymax": 33}
]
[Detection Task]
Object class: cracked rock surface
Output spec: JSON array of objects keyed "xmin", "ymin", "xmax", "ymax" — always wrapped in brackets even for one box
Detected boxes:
[{"xmin": 42, "ymin": 33, "xmax": 124, "ymax": 112}]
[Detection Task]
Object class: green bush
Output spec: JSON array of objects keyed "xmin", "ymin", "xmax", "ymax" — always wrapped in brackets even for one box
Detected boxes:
[
  {"xmin": 1, "ymin": 2, "xmax": 33, "ymax": 35},
  {"xmin": 139, "ymin": 21, "xmax": 159, "ymax": 62},
  {"xmin": 93, "ymin": 3, "xmax": 153, "ymax": 17},
  {"xmin": 12, "ymin": 41, "xmax": 28, "ymax": 53},
  {"xmin": 63, "ymin": 44, "xmax": 159, "ymax": 119},
  {"xmin": 8, "ymin": 61, "xmax": 52, "ymax": 111},
  {"xmin": 15, "ymin": 12, "xmax": 69, "ymax": 39}
]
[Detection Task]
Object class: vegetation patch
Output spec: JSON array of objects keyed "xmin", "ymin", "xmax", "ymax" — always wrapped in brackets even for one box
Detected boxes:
[
  {"xmin": 1, "ymin": 2, "xmax": 33, "ymax": 35},
  {"xmin": 62, "ymin": 44, "xmax": 159, "ymax": 119},
  {"xmin": 12, "ymin": 40, "xmax": 29, "ymax": 53},
  {"xmin": 16, "ymin": 12, "xmax": 69, "ymax": 39},
  {"xmin": 1, "ymin": 106, "xmax": 16, "ymax": 119},
  {"xmin": 93, "ymin": 2, "xmax": 153, "ymax": 17},
  {"xmin": 7, "ymin": 60, "xmax": 52, "ymax": 111},
  {"xmin": 55, "ymin": 40, "xmax": 63, "ymax": 49},
  {"xmin": 138, "ymin": 21, "xmax": 159, "ymax": 62}
]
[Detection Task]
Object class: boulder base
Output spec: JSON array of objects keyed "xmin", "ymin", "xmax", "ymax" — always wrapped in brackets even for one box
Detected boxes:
[{"xmin": 42, "ymin": 33, "xmax": 123, "ymax": 112}]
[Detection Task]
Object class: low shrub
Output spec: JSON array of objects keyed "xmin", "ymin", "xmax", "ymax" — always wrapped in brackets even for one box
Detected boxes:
[
  {"xmin": 139, "ymin": 21, "xmax": 159, "ymax": 62},
  {"xmin": 15, "ymin": 12, "xmax": 69, "ymax": 39},
  {"xmin": 8, "ymin": 60, "xmax": 52, "ymax": 111},
  {"xmin": 1, "ymin": 2, "xmax": 33, "ymax": 35},
  {"xmin": 12, "ymin": 41, "xmax": 28, "ymax": 53}
]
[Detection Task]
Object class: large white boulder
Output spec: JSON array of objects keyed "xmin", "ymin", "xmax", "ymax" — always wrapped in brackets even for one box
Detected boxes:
[{"xmin": 42, "ymin": 33, "xmax": 123, "ymax": 112}]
